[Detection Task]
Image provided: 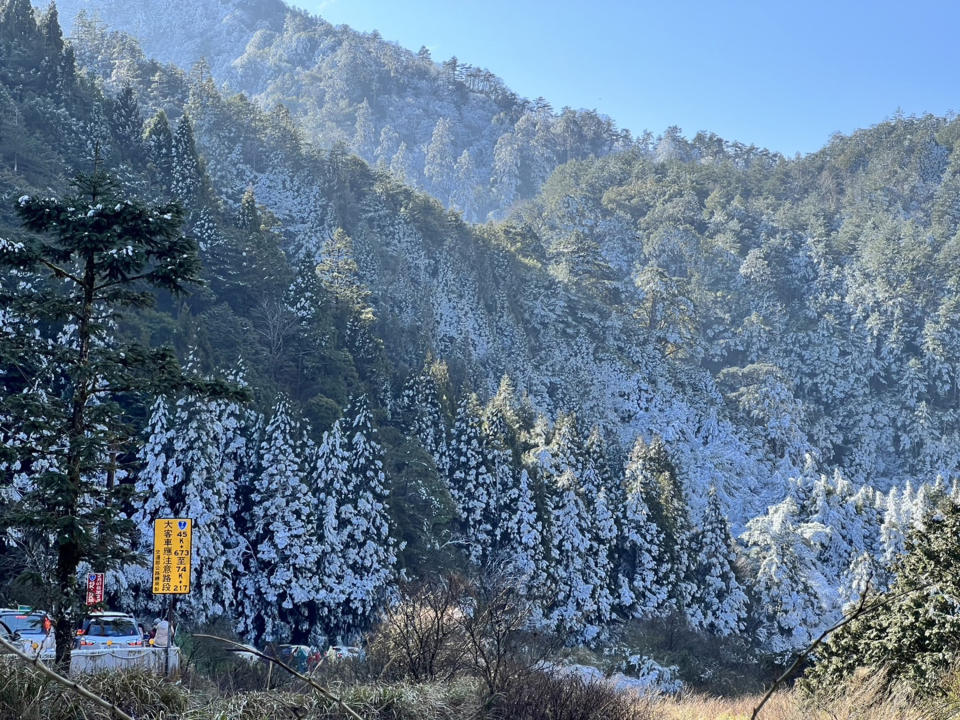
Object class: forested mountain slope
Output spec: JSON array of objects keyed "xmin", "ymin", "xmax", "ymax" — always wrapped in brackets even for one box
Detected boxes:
[
  {"xmin": 46, "ymin": 16, "xmax": 786, "ymax": 525},
  {"xmin": 54, "ymin": 0, "xmax": 634, "ymax": 221}
]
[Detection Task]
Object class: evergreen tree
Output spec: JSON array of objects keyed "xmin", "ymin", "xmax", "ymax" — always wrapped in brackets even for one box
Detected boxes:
[
  {"xmin": 236, "ymin": 185, "xmax": 260, "ymax": 232},
  {"xmin": 331, "ymin": 396, "xmax": 396, "ymax": 635},
  {"xmin": 451, "ymin": 149, "xmax": 479, "ymax": 219},
  {"xmin": 629, "ymin": 436, "xmax": 695, "ymax": 612},
  {"xmin": 171, "ymin": 392, "xmax": 241, "ymax": 625},
  {"xmin": 0, "ymin": 169, "xmax": 224, "ymax": 666},
  {"xmin": 317, "ymin": 227, "xmax": 371, "ymax": 319},
  {"xmin": 172, "ymin": 113, "xmax": 204, "ymax": 204},
  {"xmin": 492, "ymin": 133, "xmax": 520, "ymax": 210},
  {"xmin": 310, "ymin": 416, "xmax": 349, "ymax": 637},
  {"xmin": 125, "ymin": 396, "xmax": 176, "ymax": 607},
  {"xmin": 617, "ymin": 442, "xmax": 670, "ymax": 618},
  {"xmin": 0, "ymin": 0, "xmax": 41, "ymax": 94},
  {"xmin": 545, "ymin": 469, "xmax": 606, "ymax": 640},
  {"xmin": 353, "ymin": 98, "xmax": 376, "ymax": 158},
  {"xmin": 742, "ymin": 498, "xmax": 829, "ymax": 654},
  {"xmin": 806, "ymin": 501, "xmax": 960, "ymax": 695},
  {"xmin": 143, "ymin": 110, "xmax": 174, "ymax": 184},
  {"xmin": 687, "ymin": 486, "xmax": 749, "ymax": 636},
  {"xmin": 389, "ymin": 140, "xmax": 414, "ymax": 181},
  {"xmin": 580, "ymin": 429, "xmax": 617, "ymax": 630},
  {"xmin": 400, "ymin": 367, "xmax": 450, "ymax": 476},
  {"xmin": 110, "ymin": 85, "xmax": 143, "ymax": 161},
  {"xmin": 500, "ymin": 467, "xmax": 546, "ymax": 595},
  {"xmin": 243, "ymin": 396, "xmax": 322, "ymax": 643},
  {"xmin": 37, "ymin": 2, "xmax": 73, "ymax": 91},
  {"xmin": 424, "ymin": 116, "xmax": 455, "ymax": 200},
  {"xmin": 448, "ymin": 394, "xmax": 497, "ymax": 565}
]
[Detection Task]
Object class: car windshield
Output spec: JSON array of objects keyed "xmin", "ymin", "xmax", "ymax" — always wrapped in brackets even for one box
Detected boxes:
[
  {"xmin": 0, "ymin": 613, "xmax": 46, "ymax": 634},
  {"xmin": 84, "ymin": 618, "xmax": 138, "ymax": 637}
]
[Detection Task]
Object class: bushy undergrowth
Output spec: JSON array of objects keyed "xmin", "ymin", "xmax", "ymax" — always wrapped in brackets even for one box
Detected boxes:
[
  {"xmin": 0, "ymin": 658, "xmax": 190, "ymax": 720},
  {"xmin": 4, "ymin": 657, "xmax": 960, "ymax": 720},
  {"xmin": 488, "ymin": 670, "xmax": 655, "ymax": 720}
]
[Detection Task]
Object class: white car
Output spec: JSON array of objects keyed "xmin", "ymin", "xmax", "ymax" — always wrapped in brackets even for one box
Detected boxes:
[
  {"xmin": 328, "ymin": 645, "xmax": 364, "ymax": 661},
  {"xmin": 0, "ymin": 608, "xmax": 55, "ymax": 657},
  {"xmin": 75, "ymin": 612, "xmax": 144, "ymax": 649}
]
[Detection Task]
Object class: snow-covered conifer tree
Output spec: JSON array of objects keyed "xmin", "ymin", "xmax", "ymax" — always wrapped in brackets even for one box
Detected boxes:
[
  {"xmin": 500, "ymin": 468, "xmax": 546, "ymax": 597},
  {"xmin": 579, "ymin": 428, "xmax": 617, "ymax": 629},
  {"xmin": 448, "ymin": 395, "xmax": 497, "ymax": 564},
  {"xmin": 309, "ymin": 417, "xmax": 349, "ymax": 637},
  {"xmin": 687, "ymin": 486, "xmax": 748, "ymax": 636},
  {"xmin": 627, "ymin": 436, "xmax": 695, "ymax": 612},
  {"xmin": 330, "ymin": 396, "xmax": 396, "ymax": 635},
  {"xmin": 742, "ymin": 497, "xmax": 829, "ymax": 654},
  {"xmin": 172, "ymin": 113, "xmax": 204, "ymax": 204},
  {"xmin": 169, "ymin": 392, "xmax": 240, "ymax": 624},
  {"xmin": 243, "ymin": 395, "xmax": 322, "ymax": 643},
  {"xmin": 400, "ymin": 368, "xmax": 449, "ymax": 476},
  {"xmin": 617, "ymin": 441, "xmax": 669, "ymax": 618},
  {"xmin": 423, "ymin": 116, "xmax": 456, "ymax": 201},
  {"xmin": 545, "ymin": 469, "xmax": 602, "ymax": 639},
  {"xmin": 124, "ymin": 396, "xmax": 175, "ymax": 605},
  {"xmin": 143, "ymin": 109, "xmax": 173, "ymax": 183}
]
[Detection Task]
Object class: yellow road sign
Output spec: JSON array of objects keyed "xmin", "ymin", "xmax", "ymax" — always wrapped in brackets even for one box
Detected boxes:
[{"xmin": 152, "ymin": 518, "xmax": 192, "ymax": 594}]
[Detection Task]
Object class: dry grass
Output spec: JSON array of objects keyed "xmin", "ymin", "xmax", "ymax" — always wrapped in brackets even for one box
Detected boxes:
[
  {"xmin": 3, "ymin": 655, "xmax": 959, "ymax": 720},
  {"xmin": 647, "ymin": 669, "xmax": 952, "ymax": 720},
  {"xmin": 0, "ymin": 657, "xmax": 190, "ymax": 720}
]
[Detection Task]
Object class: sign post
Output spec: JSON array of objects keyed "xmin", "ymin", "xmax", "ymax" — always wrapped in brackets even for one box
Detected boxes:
[
  {"xmin": 151, "ymin": 518, "xmax": 192, "ymax": 676},
  {"xmin": 85, "ymin": 573, "xmax": 105, "ymax": 606}
]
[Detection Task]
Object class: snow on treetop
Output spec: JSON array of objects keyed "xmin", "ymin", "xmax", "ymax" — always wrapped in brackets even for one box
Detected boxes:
[{"xmin": 0, "ymin": 238, "xmax": 26, "ymax": 254}]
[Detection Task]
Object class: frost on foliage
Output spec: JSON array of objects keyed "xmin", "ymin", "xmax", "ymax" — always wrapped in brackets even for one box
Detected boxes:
[
  {"xmin": 243, "ymin": 395, "xmax": 322, "ymax": 643},
  {"xmin": 400, "ymin": 369, "xmax": 450, "ymax": 476},
  {"xmin": 124, "ymin": 397, "xmax": 176, "ymax": 606},
  {"xmin": 499, "ymin": 468, "xmax": 547, "ymax": 595},
  {"xmin": 686, "ymin": 486, "xmax": 748, "ymax": 636},
  {"xmin": 125, "ymin": 391, "xmax": 245, "ymax": 624},
  {"xmin": 612, "ymin": 655, "xmax": 684, "ymax": 696},
  {"xmin": 626, "ymin": 436, "xmax": 696, "ymax": 613},
  {"xmin": 321, "ymin": 396, "xmax": 396, "ymax": 637},
  {"xmin": 742, "ymin": 497, "xmax": 831, "ymax": 654},
  {"xmin": 448, "ymin": 395, "xmax": 497, "ymax": 565},
  {"xmin": 617, "ymin": 441, "xmax": 670, "ymax": 618},
  {"xmin": 544, "ymin": 469, "xmax": 609, "ymax": 641}
]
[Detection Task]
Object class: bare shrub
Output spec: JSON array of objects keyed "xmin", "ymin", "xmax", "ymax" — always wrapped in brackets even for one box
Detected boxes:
[
  {"xmin": 459, "ymin": 568, "xmax": 553, "ymax": 700},
  {"xmin": 489, "ymin": 670, "xmax": 655, "ymax": 720},
  {"xmin": 367, "ymin": 574, "xmax": 470, "ymax": 682}
]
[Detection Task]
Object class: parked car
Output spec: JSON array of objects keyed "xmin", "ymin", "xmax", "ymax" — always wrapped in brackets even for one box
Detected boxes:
[
  {"xmin": 278, "ymin": 644, "xmax": 311, "ymax": 671},
  {"xmin": 0, "ymin": 608, "xmax": 54, "ymax": 657},
  {"xmin": 0, "ymin": 618, "xmax": 18, "ymax": 650},
  {"xmin": 75, "ymin": 611, "xmax": 143, "ymax": 649},
  {"xmin": 327, "ymin": 645, "xmax": 364, "ymax": 661},
  {"xmin": 226, "ymin": 642, "xmax": 262, "ymax": 664}
]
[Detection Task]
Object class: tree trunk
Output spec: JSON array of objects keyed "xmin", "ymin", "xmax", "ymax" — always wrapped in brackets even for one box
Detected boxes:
[{"xmin": 54, "ymin": 249, "xmax": 96, "ymax": 670}]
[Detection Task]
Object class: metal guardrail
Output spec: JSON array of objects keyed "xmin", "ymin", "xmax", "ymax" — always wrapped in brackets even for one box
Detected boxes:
[{"xmin": 3, "ymin": 646, "xmax": 181, "ymax": 676}]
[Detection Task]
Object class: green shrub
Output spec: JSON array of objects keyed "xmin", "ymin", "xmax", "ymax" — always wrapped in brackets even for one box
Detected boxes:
[{"xmin": 805, "ymin": 500, "xmax": 960, "ymax": 696}]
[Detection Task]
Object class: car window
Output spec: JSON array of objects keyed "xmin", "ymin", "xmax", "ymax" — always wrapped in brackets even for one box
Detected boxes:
[
  {"xmin": 83, "ymin": 618, "xmax": 138, "ymax": 637},
  {"xmin": 0, "ymin": 613, "xmax": 46, "ymax": 634}
]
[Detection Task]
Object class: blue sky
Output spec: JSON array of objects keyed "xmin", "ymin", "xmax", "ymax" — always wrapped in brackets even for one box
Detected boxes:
[{"xmin": 290, "ymin": 0, "xmax": 959, "ymax": 157}]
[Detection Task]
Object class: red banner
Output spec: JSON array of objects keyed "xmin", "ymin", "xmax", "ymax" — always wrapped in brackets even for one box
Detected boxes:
[{"xmin": 85, "ymin": 573, "xmax": 105, "ymax": 606}]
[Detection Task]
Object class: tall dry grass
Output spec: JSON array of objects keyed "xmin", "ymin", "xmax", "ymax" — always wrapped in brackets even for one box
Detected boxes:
[
  {"xmin": 646, "ymin": 669, "xmax": 953, "ymax": 720},
  {"xmin": 3, "ymin": 655, "xmax": 959, "ymax": 720}
]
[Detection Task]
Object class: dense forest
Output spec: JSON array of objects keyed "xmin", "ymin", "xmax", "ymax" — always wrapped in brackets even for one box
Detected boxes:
[{"xmin": 3, "ymin": 0, "xmax": 960, "ymax": 706}]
